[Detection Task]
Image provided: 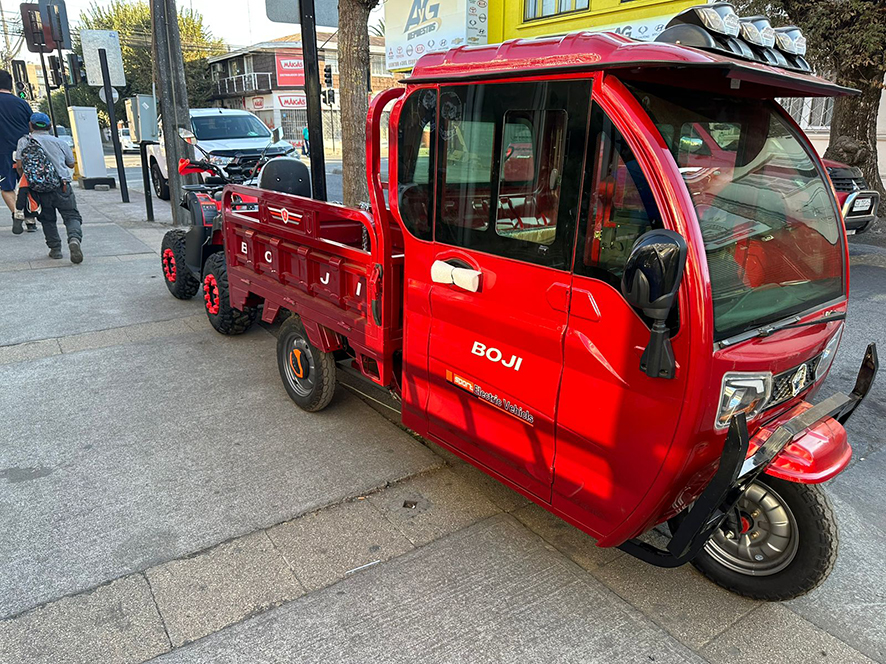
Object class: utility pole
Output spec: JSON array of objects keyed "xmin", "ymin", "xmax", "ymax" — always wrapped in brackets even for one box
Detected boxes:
[{"xmin": 151, "ymin": 0, "xmax": 193, "ymax": 226}]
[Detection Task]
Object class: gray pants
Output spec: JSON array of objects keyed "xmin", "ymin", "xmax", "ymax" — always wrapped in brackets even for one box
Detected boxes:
[{"xmin": 33, "ymin": 185, "xmax": 82, "ymax": 249}]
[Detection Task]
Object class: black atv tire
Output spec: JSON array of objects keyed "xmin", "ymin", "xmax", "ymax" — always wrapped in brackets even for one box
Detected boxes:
[
  {"xmin": 671, "ymin": 476, "xmax": 838, "ymax": 601},
  {"xmin": 151, "ymin": 160, "xmax": 170, "ymax": 200},
  {"xmin": 276, "ymin": 315, "xmax": 336, "ymax": 412},
  {"xmin": 201, "ymin": 252, "xmax": 258, "ymax": 335},
  {"xmin": 161, "ymin": 229, "xmax": 200, "ymax": 299}
]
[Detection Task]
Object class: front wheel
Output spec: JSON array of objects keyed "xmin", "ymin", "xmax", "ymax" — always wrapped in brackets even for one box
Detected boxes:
[
  {"xmin": 201, "ymin": 252, "xmax": 258, "ymax": 335},
  {"xmin": 160, "ymin": 229, "xmax": 200, "ymax": 299},
  {"xmin": 674, "ymin": 477, "xmax": 838, "ymax": 601},
  {"xmin": 276, "ymin": 316, "xmax": 336, "ymax": 412}
]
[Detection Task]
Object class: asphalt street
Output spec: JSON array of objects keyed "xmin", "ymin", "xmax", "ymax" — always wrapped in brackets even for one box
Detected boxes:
[{"xmin": 1, "ymin": 184, "xmax": 884, "ymax": 663}]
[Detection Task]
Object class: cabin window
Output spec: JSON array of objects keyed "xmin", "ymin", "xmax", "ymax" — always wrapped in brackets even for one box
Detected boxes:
[
  {"xmin": 397, "ymin": 89, "xmax": 437, "ymax": 241},
  {"xmin": 575, "ymin": 105, "xmax": 662, "ymax": 287},
  {"xmin": 434, "ymin": 81, "xmax": 591, "ymax": 270}
]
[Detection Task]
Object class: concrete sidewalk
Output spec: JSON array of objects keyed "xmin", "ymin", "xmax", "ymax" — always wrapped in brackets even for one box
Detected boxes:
[{"xmin": 1, "ymin": 186, "xmax": 885, "ymax": 663}]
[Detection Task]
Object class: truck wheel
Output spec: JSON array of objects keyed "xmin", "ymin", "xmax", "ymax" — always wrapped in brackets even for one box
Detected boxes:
[
  {"xmin": 676, "ymin": 477, "xmax": 838, "ymax": 601},
  {"xmin": 151, "ymin": 160, "xmax": 170, "ymax": 200},
  {"xmin": 202, "ymin": 252, "xmax": 257, "ymax": 335},
  {"xmin": 160, "ymin": 229, "xmax": 200, "ymax": 299},
  {"xmin": 276, "ymin": 316, "xmax": 336, "ymax": 412}
]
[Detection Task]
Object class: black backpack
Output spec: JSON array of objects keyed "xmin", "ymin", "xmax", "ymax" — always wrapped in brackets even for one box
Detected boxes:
[{"xmin": 21, "ymin": 136, "xmax": 62, "ymax": 193}]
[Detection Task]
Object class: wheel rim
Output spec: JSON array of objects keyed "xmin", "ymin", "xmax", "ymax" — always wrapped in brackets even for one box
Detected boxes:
[
  {"xmin": 162, "ymin": 248, "xmax": 176, "ymax": 282},
  {"xmin": 704, "ymin": 481, "xmax": 800, "ymax": 576},
  {"xmin": 283, "ymin": 336, "xmax": 315, "ymax": 397},
  {"xmin": 203, "ymin": 274, "xmax": 220, "ymax": 315},
  {"xmin": 151, "ymin": 165, "xmax": 162, "ymax": 194}
]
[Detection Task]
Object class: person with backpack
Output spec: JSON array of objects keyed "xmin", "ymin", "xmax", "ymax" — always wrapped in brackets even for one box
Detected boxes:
[
  {"xmin": 15, "ymin": 112, "xmax": 83, "ymax": 263},
  {"xmin": 0, "ymin": 69, "xmax": 33, "ymax": 233}
]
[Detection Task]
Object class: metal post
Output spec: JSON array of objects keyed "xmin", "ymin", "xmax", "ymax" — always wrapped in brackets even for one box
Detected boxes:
[
  {"xmin": 99, "ymin": 48, "xmax": 129, "ymax": 203},
  {"xmin": 38, "ymin": 51, "xmax": 58, "ymax": 137},
  {"xmin": 299, "ymin": 0, "xmax": 327, "ymax": 201},
  {"xmin": 139, "ymin": 141, "xmax": 155, "ymax": 221},
  {"xmin": 56, "ymin": 42, "xmax": 71, "ymax": 109}
]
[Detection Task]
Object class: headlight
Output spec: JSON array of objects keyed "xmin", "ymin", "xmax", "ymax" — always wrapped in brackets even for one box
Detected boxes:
[
  {"xmin": 815, "ymin": 328, "xmax": 843, "ymax": 381},
  {"xmin": 739, "ymin": 16, "xmax": 776, "ymax": 48},
  {"xmin": 695, "ymin": 4, "xmax": 741, "ymax": 37},
  {"xmin": 209, "ymin": 155, "xmax": 234, "ymax": 167},
  {"xmin": 716, "ymin": 372, "xmax": 772, "ymax": 429},
  {"xmin": 774, "ymin": 26, "xmax": 806, "ymax": 55}
]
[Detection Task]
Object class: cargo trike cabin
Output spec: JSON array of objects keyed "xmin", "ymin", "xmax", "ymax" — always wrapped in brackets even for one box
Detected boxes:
[{"xmin": 212, "ymin": 5, "xmax": 878, "ymax": 600}]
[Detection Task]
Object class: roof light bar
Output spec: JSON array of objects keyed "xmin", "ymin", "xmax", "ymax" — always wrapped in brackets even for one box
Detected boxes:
[
  {"xmin": 739, "ymin": 16, "xmax": 775, "ymax": 48},
  {"xmin": 774, "ymin": 26, "xmax": 807, "ymax": 56},
  {"xmin": 696, "ymin": 5, "xmax": 741, "ymax": 37}
]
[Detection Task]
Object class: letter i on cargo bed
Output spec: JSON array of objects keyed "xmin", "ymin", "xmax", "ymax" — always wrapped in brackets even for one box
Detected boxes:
[{"xmin": 217, "ymin": 4, "xmax": 878, "ymax": 601}]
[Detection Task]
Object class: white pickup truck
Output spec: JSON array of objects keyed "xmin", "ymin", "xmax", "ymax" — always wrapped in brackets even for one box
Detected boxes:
[{"xmin": 147, "ymin": 108, "xmax": 295, "ymax": 199}]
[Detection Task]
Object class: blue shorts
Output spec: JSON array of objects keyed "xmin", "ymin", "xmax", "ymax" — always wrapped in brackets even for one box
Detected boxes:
[{"xmin": 0, "ymin": 154, "xmax": 16, "ymax": 192}]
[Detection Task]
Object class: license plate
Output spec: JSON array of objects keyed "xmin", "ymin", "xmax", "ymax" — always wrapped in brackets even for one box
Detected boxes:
[{"xmin": 852, "ymin": 197, "xmax": 873, "ymax": 212}]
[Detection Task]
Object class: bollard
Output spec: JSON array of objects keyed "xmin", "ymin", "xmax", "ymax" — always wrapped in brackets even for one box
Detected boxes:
[{"xmin": 139, "ymin": 141, "xmax": 157, "ymax": 222}]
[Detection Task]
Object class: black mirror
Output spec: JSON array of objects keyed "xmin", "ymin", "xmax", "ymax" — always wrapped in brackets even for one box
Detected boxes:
[{"xmin": 621, "ymin": 229, "xmax": 688, "ymax": 379}]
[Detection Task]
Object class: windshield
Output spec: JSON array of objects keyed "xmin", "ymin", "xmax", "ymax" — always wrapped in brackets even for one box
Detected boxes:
[
  {"xmin": 190, "ymin": 114, "xmax": 270, "ymax": 141},
  {"xmin": 627, "ymin": 83, "xmax": 844, "ymax": 342}
]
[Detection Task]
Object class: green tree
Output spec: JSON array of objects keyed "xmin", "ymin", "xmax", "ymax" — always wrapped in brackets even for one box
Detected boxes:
[
  {"xmin": 42, "ymin": 0, "xmax": 224, "ymax": 128},
  {"xmin": 734, "ymin": 0, "xmax": 885, "ymax": 193}
]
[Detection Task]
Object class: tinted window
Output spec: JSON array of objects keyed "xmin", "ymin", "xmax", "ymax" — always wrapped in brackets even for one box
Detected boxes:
[
  {"xmin": 191, "ymin": 114, "xmax": 270, "ymax": 140},
  {"xmin": 576, "ymin": 105, "xmax": 662, "ymax": 287},
  {"xmin": 397, "ymin": 89, "xmax": 437, "ymax": 241},
  {"xmin": 435, "ymin": 81, "xmax": 591, "ymax": 269}
]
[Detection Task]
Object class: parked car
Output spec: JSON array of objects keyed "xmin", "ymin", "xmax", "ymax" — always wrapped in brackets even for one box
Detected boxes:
[
  {"xmin": 55, "ymin": 125, "xmax": 74, "ymax": 151},
  {"xmin": 119, "ymin": 127, "xmax": 138, "ymax": 153},
  {"xmin": 146, "ymin": 108, "xmax": 295, "ymax": 200},
  {"xmin": 204, "ymin": 4, "xmax": 878, "ymax": 602},
  {"xmin": 823, "ymin": 158, "xmax": 880, "ymax": 234}
]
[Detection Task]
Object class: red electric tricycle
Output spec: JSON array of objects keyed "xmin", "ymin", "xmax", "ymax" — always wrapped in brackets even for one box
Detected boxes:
[{"xmin": 212, "ymin": 4, "xmax": 878, "ymax": 600}]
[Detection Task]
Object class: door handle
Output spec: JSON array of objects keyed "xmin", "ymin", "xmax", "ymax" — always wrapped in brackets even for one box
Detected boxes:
[
  {"xmin": 571, "ymin": 288, "xmax": 601, "ymax": 322},
  {"xmin": 431, "ymin": 260, "xmax": 482, "ymax": 293}
]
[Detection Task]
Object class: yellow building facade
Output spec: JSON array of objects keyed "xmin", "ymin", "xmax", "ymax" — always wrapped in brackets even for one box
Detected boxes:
[{"xmin": 487, "ymin": 0, "xmax": 698, "ymax": 43}]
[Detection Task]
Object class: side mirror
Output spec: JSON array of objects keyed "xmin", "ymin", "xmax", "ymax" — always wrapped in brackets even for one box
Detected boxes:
[
  {"xmin": 178, "ymin": 128, "xmax": 197, "ymax": 145},
  {"xmin": 271, "ymin": 126, "xmax": 283, "ymax": 142},
  {"xmin": 621, "ymin": 229, "xmax": 688, "ymax": 379}
]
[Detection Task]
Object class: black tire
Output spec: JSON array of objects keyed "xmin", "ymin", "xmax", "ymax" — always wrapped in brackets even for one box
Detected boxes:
[
  {"xmin": 160, "ymin": 229, "xmax": 200, "ymax": 299},
  {"xmin": 201, "ymin": 252, "xmax": 258, "ymax": 335},
  {"xmin": 276, "ymin": 316, "xmax": 336, "ymax": 412},
  {"xmin": 673, "ymin": 477, "xmax": 838, "ymax": 601},
  {"xmin": 151, "ymin": 160, "xmax": 170, "ymax": 200}
]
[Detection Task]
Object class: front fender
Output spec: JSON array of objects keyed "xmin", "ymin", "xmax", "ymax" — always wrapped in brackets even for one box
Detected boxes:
[{"xmin": 753, "ymin": 402, "xmax": 851, "ymax": 484}]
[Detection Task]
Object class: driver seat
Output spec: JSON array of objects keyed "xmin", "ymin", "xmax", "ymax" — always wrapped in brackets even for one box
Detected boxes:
[{"xmin": 258, "ymin": 157, "xmax": 312, "ymax": 198}]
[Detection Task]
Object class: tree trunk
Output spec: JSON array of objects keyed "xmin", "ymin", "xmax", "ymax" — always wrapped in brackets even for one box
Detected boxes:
[
  {"xmin": 825, "ymin": 66, "xmax": 885, "ymax": 196},
  {"xmin": 338, "ymin": 0, "xmax": 375, "ymax": 207}
]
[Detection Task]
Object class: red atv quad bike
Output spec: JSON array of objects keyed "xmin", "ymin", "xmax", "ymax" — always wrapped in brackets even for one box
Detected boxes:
[{"xmin": 160, "ymin": 128, "xmax": 311, "ymax": 334}]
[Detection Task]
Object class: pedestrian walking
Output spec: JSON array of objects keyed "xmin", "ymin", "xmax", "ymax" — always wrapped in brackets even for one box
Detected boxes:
[
  {"xmin": 302, "ymin": 126, "xmax": 310, "ymax": 156},
  {"xmin": 0, "ymin": 69, "xmax": 33, "ymax": 234},
  {"xmin": 16, "ymin": 113, "xmax": 84, "ymax": 263}
]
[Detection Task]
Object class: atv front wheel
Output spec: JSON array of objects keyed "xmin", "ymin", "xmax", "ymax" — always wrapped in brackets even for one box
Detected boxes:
[
  {"xmin": 674, "ymin": 477, "xmax": 838, "ymax": 601},
  {"xmin": 161, "ymin": 229, "xmax": 200, "ymax": 299},
  {"xmin": 276, "ymin": 316, "xmax": 336, "ymax": 412},
  {"xmin": 201, "ymin": 252, "xmax": 258, "ymax": 335}
]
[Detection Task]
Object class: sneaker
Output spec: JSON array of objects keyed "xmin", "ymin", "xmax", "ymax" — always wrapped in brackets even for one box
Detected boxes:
[
  {"xmin": 25, "ymin": 222, "xmax": 37, "ymax": 233},
  {"xmin": 69, "ymin": 239, "xmax": 83, "ymax": 264},
  {"xmin": 49, "ymin": 247, "xmax": 63, "ymax": 259},
  {"xmin": 12, "ymin": 215, "xmax": 23, "ymax": 235}
]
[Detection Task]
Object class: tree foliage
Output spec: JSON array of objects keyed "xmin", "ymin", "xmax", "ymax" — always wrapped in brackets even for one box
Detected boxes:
[
  {"xmin": 733, "ymin": 0, "xmax": 886, "ymax": 192},
  {"xmin": 42, "ymin": 0, "xmax": 224, "ymax": 128}
]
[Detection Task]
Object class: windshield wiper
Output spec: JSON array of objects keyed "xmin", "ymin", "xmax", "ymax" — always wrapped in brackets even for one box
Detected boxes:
[{"xmin": 759, "ymin": 312, "xmax": 846, "ymax": 335}]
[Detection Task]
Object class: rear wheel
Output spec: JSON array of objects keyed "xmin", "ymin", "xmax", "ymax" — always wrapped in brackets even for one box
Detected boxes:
[
  {"xmin": 276, "ymin": 316, "xmax": 336, "ymax": 412},
  {"xmin": 151, "ymin": 160, "xmax": 170, "ymax": 200},
  {"xmin": 160, "ymin": 229, "xmax": 199, "ymax": 299},
  {"xmin": 674, "ymin": 477, "xmax": 838, "ymax": 601},
  {"xmin": 201, "ymin": 252, "xmax": 257, "ymax": 335}
]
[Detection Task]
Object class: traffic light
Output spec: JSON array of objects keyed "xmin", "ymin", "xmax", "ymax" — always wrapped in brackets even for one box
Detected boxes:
[
  {"xmin": 323, "ymin": 64, "xmax": 333, "ymax": 88},
  {"xmin": 48, "ymin": 55, "xmax": 62, "ymax": 88},
  {"xmin": 11, "ymin": 60, "xmax": 30, "ymax": 100},
  {"xmin": 67, "ymin": 53, "xmax": 85, "ymax": 85},
  {"xmin": 327, "ymin": 89, "xmax": 335, "ymax": 106},
  {"xmin": 20, "ymin": 3, "xmax": 54, "ymax": 54}
]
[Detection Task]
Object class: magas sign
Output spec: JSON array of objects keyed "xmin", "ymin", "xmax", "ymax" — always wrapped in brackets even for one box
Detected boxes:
[
  {"xmin": 276, "ymin": 93, "xmax": 307, "ymax": 109},
  {"xmin": 275, "ymin": 51, "xmax": 305, "ymax": 87}
]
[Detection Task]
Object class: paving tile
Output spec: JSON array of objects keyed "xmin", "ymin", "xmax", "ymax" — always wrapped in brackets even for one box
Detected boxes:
[
  {"xmin": 0, "ymin": 261, "xmax": 31, "ymax": 273},
  {"xmin": 125, "ymin": 317, "xmax": 196, "ymax": 343},
  {"xmin": 0, "ymin": 338, "xmax": 60, "ymax": 365},
  {"xmin": 513, "ymin": 503, "xmax": 623, "ymax": 570},
  {"xmin": 701, "ymin": 603, "xmax": 875, "ymax": 664},
  {"xmin": 0, "ymin": 574, "xmax": 169, "ymax": 664},
  {"xmin": 145, "ymin": 531, "xmax": 303, "ymax": 647},
  {"xmin": 267, "ymin": 498, "xmax": 414, "ymax": 592},
  {"xmin": 58, "ymin": 326, "xmax": 131, "ymax": 353},
  {"xmin": 368, "ymin": 469, "xmax": 500, "ymax": 546},
  {"xmin": 449, "ymin": 461, "xmax": 531, "ymax": 513},
  {"xmin": 590, "ymin": 546, "xmax": 759, "ymax": 649}
]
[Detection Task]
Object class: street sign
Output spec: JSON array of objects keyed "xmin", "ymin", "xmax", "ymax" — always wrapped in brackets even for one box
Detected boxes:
[
  {"xmin": 265, "ymin": 0, "xmax": 338, "ymax": 27},
  {"xmin": 38, "ymin": 0, "xmax": 72, "ymax": 51},
  {"xmin": 98, "ymin": 86, "xmax": 120, "ymax": 104},
  {"xmin": 80, "ymin": 30, "xmax": 126, "ymax": 87},
  {"xmin": 20, "ymin": 3, "xmax": 55, "ymax": 54}
]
